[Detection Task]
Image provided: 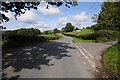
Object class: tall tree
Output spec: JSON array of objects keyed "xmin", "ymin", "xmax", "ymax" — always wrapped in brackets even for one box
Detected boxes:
[
  {"xmin": 96, "ymin": 2, "xmax": 120, "ymax": 31},
  {"xmin": 53, "ymin": 28, "xmax": 59, "ymax": 34},
  {"xmin": 64, "ymin": 23, "xmax": 75, "ymax": 32}
]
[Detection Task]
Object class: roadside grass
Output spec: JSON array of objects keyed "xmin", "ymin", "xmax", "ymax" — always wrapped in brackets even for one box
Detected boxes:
[
  {"xmin": 65, "ymin": 29, "xmax": 94, "ymax": 36},
  {"xmin": 64, "ymin": 29, "xmax": 94, "ymax": 43},
  {"xmin": 72, "ymin": 37, "xmax": 95, "ymax": 43},
  {"xmin": 102, "ymin": 42, "xmax": 120, "ymax": 78},
  {"xmin": 41, "ymin": 34, "xmax": 56, "ymax": 38},
  {"xmin": 41, "ymin": 34, "xmax": 63, "ymax": 41}
]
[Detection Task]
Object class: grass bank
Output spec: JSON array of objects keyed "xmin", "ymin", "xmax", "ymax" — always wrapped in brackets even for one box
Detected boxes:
[
  {"xmin": 72, "ymin": 37, "xmax": 95, "ymax": 43},
  {"xmin": 63, "ymin": 29, "xmax": 94, "ymax": 43},
  {"xmin": 41, "ymin": 34, "xmax": 63, "ymax": 41},
  {"xmin": 64, "ymin": 29, "xmax": 94, "ymax": 36},
  {"xmin": 101, "ymin": 42, "xmax": 120, "ymax": 78},
  {"xmin": 63, "ymin": 29, "xmax": 119, "ymax": 43}
]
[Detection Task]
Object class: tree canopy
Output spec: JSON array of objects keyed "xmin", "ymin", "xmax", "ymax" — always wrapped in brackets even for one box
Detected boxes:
[
  {"xmin": 63, "ymin": 23, "xmax": 75, "ymax": 32},
  {"xmin": 92, "ymin": 2, "xmax": 120, "ymax": 31}
]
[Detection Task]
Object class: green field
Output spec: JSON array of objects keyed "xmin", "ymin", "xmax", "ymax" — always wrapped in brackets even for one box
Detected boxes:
[
  {"xmin": 65, "ymin": 29, "xmax": 94, "ymax": 36},
  {"xmin": 102, "ymin": 42, "xmax": 120, "ymax": 78},
  {"xmin": 64, "ymin": 29, "xmax": 94, "ymax": 43},
  {"xmin": 41, "ymin": 34, "xmax": 56, "ymax": 38},
  {"xmin": 41, "ymin": 34, "xmax": 63, "ymax": 41}
]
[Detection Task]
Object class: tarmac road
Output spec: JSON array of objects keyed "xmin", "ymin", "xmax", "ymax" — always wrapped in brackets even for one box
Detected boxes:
[{"xmin": 2, "ymin": 35, "xmax": 112, "ymax": 79}]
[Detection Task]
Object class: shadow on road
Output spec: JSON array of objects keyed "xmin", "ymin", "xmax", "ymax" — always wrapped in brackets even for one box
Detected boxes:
[{"xmin": 2, "ymin": 41, "xmax": 75, "ymax": 79}]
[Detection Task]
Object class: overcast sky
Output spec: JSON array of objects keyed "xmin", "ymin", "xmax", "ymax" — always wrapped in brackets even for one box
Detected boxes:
[{"xmin": 1, "ymin": 2, "xmax": 103, "ymax": 31}]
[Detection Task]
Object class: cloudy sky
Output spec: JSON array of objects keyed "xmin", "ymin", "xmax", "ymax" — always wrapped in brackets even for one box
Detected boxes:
[{"xmin": 1, "ymin": 2, "xmax": 103, "ymax": 31}]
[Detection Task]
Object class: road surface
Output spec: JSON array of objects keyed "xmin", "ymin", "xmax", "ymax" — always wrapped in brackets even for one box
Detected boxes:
[{"xmin": 2, "ymin": 35, "xmax": 112, "ymax": 79}]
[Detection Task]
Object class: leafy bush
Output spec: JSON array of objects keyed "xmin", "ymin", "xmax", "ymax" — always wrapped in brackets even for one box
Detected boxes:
[
  {"xmin": 42, "ymin": 34, "xmax": 62, "ymax": 40},
  {"xmin": 43, "ymin": 30, "xmax": 54, "ymax": 34},
  {"xmin": 3, "ymin": 34, "xmax": 46, "ymax": 48},
  {"xmin": 79, "ymin": 30, "xmax": 118, "ymax": 42},
  {"xmin": 78, "ymin": 33, "xmax": 98, "ymax": 40},
  {"xmin": 96, "ymin": 36, "xmax": 108, "ymax": 42},
  {"xmin": 63, "ymin": 30, "xmax": 118, "ymax": 42},
  {"xmin": 95, "ymin": 30, "xmax": 118, "ymax": 40},
  {"xmin": 2, "ymin": 28, "xmax": 45, "ymax": 49}
]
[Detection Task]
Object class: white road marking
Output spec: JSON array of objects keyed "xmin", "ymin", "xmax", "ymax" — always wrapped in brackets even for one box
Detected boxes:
[
  {"xmin": 79, "ymin": 45, "xmax": 94, "ymax": 59},
  {"xmin": 76, "ymin": 46, "xmax": 85, "ymax": 57},
  {"xmin": 76, "ymin": 46, "xmax": 99, "ymax": 72}
]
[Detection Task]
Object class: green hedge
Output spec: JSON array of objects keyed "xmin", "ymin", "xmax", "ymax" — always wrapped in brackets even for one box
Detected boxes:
[
  {"xmin": 3, "ymin": 34, "xmax": 46, "ymax": 49},
  {"xmin": 44, "ymin": 34, "xmax": 62, "ymax": 40},
  {"xmin": 2, "ymin": 29, "xmax": 46, "ymax": 49},
  {"xmin": 63, "ymin": 30, "xmax": 119, "ymax": 42}
]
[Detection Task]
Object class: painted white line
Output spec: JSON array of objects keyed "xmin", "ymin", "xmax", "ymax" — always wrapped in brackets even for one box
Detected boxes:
[
  {"xmin": 91, "ymin": 64, "xmax": 96, "ymax": 69},
  {"xmin": 76, "ymin": 46, "xmax": 86, "ymax": 57},
  {"xmin": 76, "ymin": 46, "xmax": 97, "ymax": 70},
  {"xmin": 85, "ymin": 56, "xmax": 89, "ymax": 59},
  {"xmin": 79, "ymin": 45, "xmax": 94, "ymax": 59},
  {"xmin": 95, "ymin": 70, "xmax": 99, "ymax": 72}
]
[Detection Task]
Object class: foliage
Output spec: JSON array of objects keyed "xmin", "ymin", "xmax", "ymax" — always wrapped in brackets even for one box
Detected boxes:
[
  {"xmin": 63, "ymin": 29, "xmax": 118, "ymax": 42},
  {"xmin": 75, "ymin": 27, "xmax": 79, "ymax": 30},
  {"xmin": 63, "ymin": 29, "xmax": 94, "ymax": 36},
  {"xmin": 43, "ymin": 30, "xmax": 54, "ymax": 34},
  {"xmin": 64, "ymin": 23, "xmax": 75, "ymax": 32},
  {"xmin": 86, "ymin": 27, "xmax": 91, "ymax": 29},
  {"xmin": 79, "ymin": 30, "xmax": 118, "ymax": 42},
  {"xmin": 91, "ymin": 24, "xmax": 99, "ymax": 31},
  {"xmin": 2, "ymin": 28, "xmax": 44, "ymax": 49},
  {"xmin": 92, "ymin": 2, "xmax": 120, "ymax": 31},
  {"xmin": 96, "ymin": 36, "xmax": 108, "ymax": 42},
  {"xmin": 16, "ymin": 28, "xmax": 41, "ymax": 36},
  {"xmin": 102, "ymin": 42, "xmax": 120, "ymax": 79},
  {"xmin": 53, "ymin": 28, "xmax": 60, "ymax": 34},
  {"xmin": 63, "ymin": 29, "xmax": 95, "ymax": 42},
  {"xmin": 0, "ymin": 1, "xmax": 78, "ymax": 23},
  {"xmin": 92, "ymin": 14, "xmax": 98, "ymax": 23},
  {"xmin": 72, "ymin": 37, "xmax": 94, "ymax": 43},
  {"xmin": 41, "ymin": 34, "xmax": 62, "ymax": 40}
]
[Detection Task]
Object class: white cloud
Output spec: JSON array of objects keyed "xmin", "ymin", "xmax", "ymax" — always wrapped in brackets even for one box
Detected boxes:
[
  {"xmin": 57, "ymin": 17, "xmax": 69, "ymax": 28},
  {"xmin": 17, "ymin": 10, "xmax": 38, "ymax": 24},
  {"xmin": 37, "ymin": 4, "xmax": 61, "ymax": 16},
  {"xmin": 57, "ymin": 12, "xmax": 88, "ymax": 29},
  {"xmin": 72, "ymin": 12, "xmax": 88, "ymax": 29},
  {"xmin": 72, "ymin": 12, "xmax": 88, "ymax": 22},
  {"xmin": 32, "ymin": 21, "xmax": 48, "ymax": 28},
  {"xmin": 31, "ymin": 21, "xmax": 50, "ymax": 31},
  {"xmin": 58, "ymin": 17, "xmax": 68, "ymax": 25}
]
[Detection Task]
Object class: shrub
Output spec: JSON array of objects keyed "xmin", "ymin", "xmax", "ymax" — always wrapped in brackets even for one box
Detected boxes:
[
  {"xmin": 78, "ymin": 30, "xmax": 118, "ymax": 42},
  {"xmin": 96, "ymin": 36, "xmax": 108, "ymax": 42},
  {"xmin": 78, "ymin": 33, "xmax": 98, "ymax": 40},
  {"xmin": 2, "ymin": 28, "xmax": 46, "ymax": 49},
  {"xmin": 45, "ymin": 35, "xmax": 61, "ymax": 40}
]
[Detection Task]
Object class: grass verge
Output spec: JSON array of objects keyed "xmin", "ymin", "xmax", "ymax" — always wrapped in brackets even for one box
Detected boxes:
[
  {"xmin": 72, "ymin": 37, "xmax": 95, "ymax": 43},
  {"xmin": 65, "ymin": 29, "xmax": 94, "ymax": 36},
  {"xmin": 41, "ymin": 34, "xmax": 63, "ymax": 41},
  {"xmin": 63, "ymin": 29, "xmax": 94, "ymax": 43},
  {"xmin": 102, "ymin": 42, "xmax": 120, "ymax": 78}
]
